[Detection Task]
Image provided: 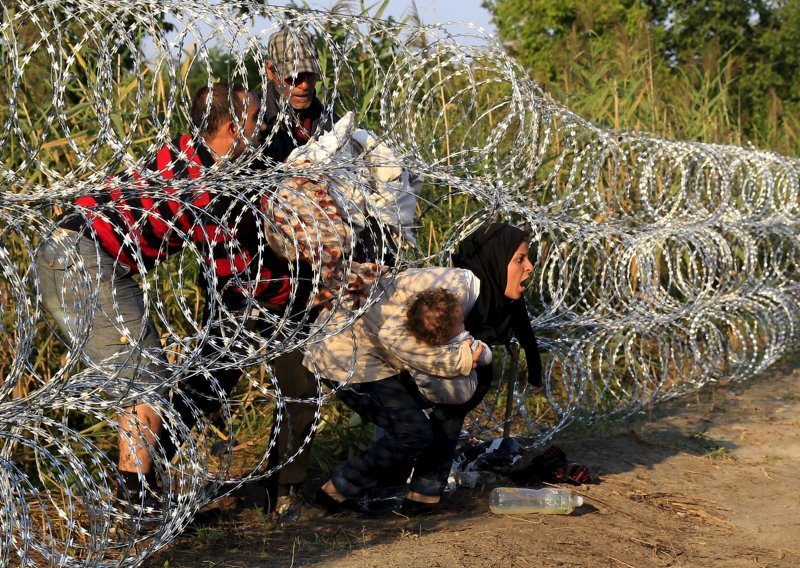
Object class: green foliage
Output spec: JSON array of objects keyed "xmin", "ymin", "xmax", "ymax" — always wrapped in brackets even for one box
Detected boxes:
[
  {"xmin": 485, "ymin": 0, "xmax": 653, "ymax": 85},
  {"xmin": 652, "ymin": 0, "xmax": 773, "ymax": 63},
  {"xmin": 485, "ymin": 0, "xmax": 800, "ymax": 154},
  {"xmin": 184, "ymin": 47, "xmax": 264, "ymax": 99}
]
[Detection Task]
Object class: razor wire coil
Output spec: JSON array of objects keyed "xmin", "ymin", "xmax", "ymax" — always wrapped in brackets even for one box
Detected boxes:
[{"xmin": 1, "ymin": 0, "xmax": 799, "ymax": 565}]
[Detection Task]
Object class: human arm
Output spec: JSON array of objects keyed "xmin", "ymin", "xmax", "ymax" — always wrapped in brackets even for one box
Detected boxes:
[
  {"xmin": 373, "ymin": 267, "xmax": 480, "ymax": 377},
  {"xmin": 471, "ymin": 338, "xmax": 493, "ymax": 365},
  {"xmin": 378, "ymin": 318, "xmax": 475, "ymax": 378},
  {"xmin": 510, "ymin": 301, "xmax": 542, "ymax": 387}
]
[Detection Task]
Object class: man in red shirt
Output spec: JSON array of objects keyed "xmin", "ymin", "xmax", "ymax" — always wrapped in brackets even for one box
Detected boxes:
[{"xmin": 36, "ymin": 83, "xmax": 265, "ymax": 514}]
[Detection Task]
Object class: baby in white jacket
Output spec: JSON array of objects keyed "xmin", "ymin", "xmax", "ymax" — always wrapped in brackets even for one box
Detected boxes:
[{"xmin": 404, "ymin": 288, "xmax": 492, "ymax": 404}]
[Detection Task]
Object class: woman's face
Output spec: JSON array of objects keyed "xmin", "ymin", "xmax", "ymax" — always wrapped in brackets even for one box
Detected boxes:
[{"xmin": 504, "ymin": 242, "xmax": 534, "ymax": 300}]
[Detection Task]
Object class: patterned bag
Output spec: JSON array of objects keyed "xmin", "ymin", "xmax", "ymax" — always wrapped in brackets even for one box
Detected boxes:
[{"xmin": 262, "ymin": 175, "xmax": 387, "ymax": 302}]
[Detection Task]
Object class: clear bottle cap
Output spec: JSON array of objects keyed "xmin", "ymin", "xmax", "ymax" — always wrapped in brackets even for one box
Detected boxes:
[{"xmin": 574, "ymin": 495, "xmax": 584, "ymax": 507}]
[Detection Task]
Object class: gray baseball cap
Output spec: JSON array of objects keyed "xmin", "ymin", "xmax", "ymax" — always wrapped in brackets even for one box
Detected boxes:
[{"xmin": 267, "ymin": 27, "xmax": 322, "ymax": 79}]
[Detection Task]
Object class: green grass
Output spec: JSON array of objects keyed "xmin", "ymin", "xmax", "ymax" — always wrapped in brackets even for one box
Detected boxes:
[
  {"xmin": 192, "ymin": 526, "xmax": 226, "ymax": 546},
  {"xmin": 688, "ymin": 433, "xmax": 737, "ymax": 461}
]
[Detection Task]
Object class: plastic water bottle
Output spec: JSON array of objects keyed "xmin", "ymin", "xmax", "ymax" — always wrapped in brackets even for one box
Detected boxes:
[{"xmin": 489, "ymin": 487, "xmax": 584, "ymax": 515}]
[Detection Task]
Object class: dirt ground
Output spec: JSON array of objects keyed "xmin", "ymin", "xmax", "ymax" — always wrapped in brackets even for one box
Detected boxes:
[{"xmin": 148, "ymin": 357, "xmax": 800, "ymax": 568}]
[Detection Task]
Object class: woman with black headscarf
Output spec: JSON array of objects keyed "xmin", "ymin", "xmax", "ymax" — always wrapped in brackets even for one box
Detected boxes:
[
  {"xmin": 312, "ymin": 222, "xmax": 541, "ymax": 514},
  {"xmin": 452, "ymin": 222, "xmax": 542, "ymax": 400}
]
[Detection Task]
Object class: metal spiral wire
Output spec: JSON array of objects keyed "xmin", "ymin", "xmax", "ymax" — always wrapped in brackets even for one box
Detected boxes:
[{"xmin": 1, "ymin": 0, "xmax": 799, "ymax": 564}]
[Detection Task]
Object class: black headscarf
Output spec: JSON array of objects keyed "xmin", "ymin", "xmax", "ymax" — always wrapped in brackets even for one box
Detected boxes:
[{"xmin": 452, "ymin": 223, "xmax": 542, "ymax": 387}]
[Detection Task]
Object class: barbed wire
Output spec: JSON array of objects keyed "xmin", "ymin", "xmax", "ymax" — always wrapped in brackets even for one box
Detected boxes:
[{"xmin": 1, "ymin": 0, "xmax": 799, "ymax": 565}]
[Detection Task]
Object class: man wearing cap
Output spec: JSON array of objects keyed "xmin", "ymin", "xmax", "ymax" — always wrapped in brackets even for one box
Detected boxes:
[
  {"xmin": 257, "ymin": 27, "xmax": 341, "ymax": 523},
  {"xmin": 260, "ymin": 27, "xmax": 336, "ymax": 164},
  {"xmin": 258, "ymin": 28, "xmax": 420, "ymax": 522},
  {"xmin": 169, "ymin": 28, "xmax": 338, "ymax": 524}
]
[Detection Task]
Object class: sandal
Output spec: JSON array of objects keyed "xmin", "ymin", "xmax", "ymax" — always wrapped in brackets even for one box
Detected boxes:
[{"xmin": 400, "ymin": 498, "xmax": 439, "ymax": 516}]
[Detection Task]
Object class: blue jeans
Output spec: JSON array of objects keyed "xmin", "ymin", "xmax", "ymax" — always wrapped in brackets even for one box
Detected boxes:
[
  {"xmin": 36, "ymin": 229, "xmax": 170, "ymax": 404},
  {"xmin": 331, "ymin": 366, "xmax": 495, "ymax": 500},
  {"xmin": 330, "ymin": 374, "xmax": 453, "ymax": 499}
]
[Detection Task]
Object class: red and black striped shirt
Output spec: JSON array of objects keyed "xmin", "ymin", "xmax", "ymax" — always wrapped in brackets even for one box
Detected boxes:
[{"xmin": 61, "ymin": 135, "xmax": 293, "ymax": 306}]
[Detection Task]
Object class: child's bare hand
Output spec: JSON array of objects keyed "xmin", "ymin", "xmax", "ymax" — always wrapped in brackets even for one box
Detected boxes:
[{"xmin": 471, "ymin": 342, "xmax": 483, "ymax": 368}]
